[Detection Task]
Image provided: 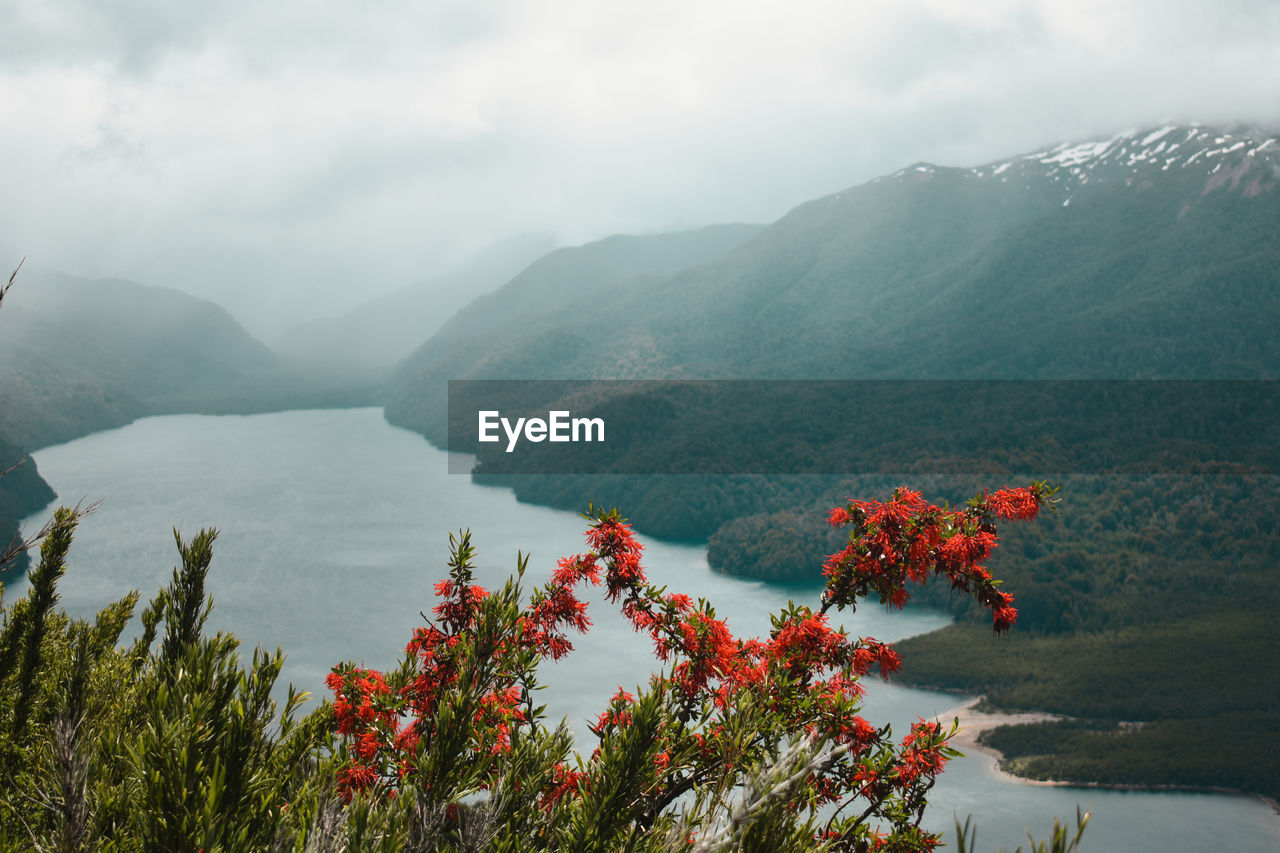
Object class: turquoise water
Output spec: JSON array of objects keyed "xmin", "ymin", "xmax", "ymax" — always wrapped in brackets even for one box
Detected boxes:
[{"xmin": 13, "ymin": 408, "xmax": 1279, "ymax": 851}]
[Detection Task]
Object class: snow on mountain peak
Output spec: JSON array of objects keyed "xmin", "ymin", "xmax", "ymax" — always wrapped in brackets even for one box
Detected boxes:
[
  {"xmin": 1027, "ymin": 125, "xmax": 1276, "ymax": 180},
  {"xmin": 880, "ymin": 124, "xmax": 1279, "ymax": 207}
]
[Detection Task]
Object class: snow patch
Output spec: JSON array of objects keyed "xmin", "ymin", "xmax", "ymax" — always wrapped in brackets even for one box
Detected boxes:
[
  {"xmin": 1040, "ymin": 138, "xmax": 1115, "ymax": 166},
  {"xmin": 889, "ymin": 126, "xmax": 1273, "ymax": 195}
]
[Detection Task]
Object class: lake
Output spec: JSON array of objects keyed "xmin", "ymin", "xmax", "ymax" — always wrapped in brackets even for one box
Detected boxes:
[{"xmin": 13, "ymin": 408, "xmax": 1280, "ymax": 851}]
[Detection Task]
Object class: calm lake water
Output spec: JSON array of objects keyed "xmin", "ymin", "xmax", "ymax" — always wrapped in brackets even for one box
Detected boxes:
[{"xmin": 13, "ymin": 408, "xmax": 1280, "ymax": 852}]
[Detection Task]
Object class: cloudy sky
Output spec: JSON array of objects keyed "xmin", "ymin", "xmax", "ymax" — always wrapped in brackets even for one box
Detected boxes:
[{"xmin": 2, "ymin": 0, "xmax": 1277, "ymax": 337}]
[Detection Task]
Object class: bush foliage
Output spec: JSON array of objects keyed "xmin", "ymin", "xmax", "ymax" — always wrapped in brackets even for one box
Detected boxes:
[{"xmin": 0, "ymin": 484, "xmax": 1080, "ymax": 851}]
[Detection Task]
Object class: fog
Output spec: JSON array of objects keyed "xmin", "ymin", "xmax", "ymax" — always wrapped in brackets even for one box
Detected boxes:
[{"xmin": 2, "ymin": 0, "xmax": 1277, "ymax": 338}]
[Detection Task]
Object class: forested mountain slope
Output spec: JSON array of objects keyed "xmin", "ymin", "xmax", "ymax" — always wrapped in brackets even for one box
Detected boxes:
[{"xmin": 389, "ymin": 125, "xmax": 1278, "ymax": 418}]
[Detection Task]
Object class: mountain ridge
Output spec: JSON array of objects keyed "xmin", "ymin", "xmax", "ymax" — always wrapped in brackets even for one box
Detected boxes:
[
  {"xmin": 875, "ymin": 124, "xmax": 1279, "ymax": 201},
  {"xmin": 386, "ymin": 122, "xmax": 1280, "ymax": 451},
  {"xmin": 274, "ymin": 232, "xmax": 559, "ymax": 373}
]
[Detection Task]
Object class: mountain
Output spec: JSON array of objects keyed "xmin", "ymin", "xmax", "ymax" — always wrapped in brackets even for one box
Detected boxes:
[
  {"xmin": 384, "ymin": 122, "xmax": 1280, "ymax": 535},
  {"xmin": 0, "ymin": 270, "xmax": 283, "ymax": 450},
  {"xmin": 0, "ymin": 269, "xmax": 382, "ymax": 572},
  {"xmin": 384, "ymin": 222, "xmax": 767, "ymax": 435},
  {"xmin": 274, "ymin": 233, "xmax": 558, "ymax": 374},
  {"xmin": 388, "ymin": 125, "xmax": 1279, "ymax": 416}
]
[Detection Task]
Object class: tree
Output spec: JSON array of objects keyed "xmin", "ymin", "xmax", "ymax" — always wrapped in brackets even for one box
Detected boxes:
[
  {"xmin": 320, "ymin": 484, "xmax": 1058, "ymax": 852},
  {"xmin": 0, "ymin": 514, "xmax": 322, "ymax": 850}
]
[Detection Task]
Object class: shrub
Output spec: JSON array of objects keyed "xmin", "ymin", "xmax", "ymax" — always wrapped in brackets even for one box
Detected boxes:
[{"xmin": 0, "ymin": 483, "xmax": 1073, "ymax": 851}]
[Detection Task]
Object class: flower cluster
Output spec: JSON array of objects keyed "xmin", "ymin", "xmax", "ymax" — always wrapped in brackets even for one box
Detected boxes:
[
  {"xmin": 327, "ymin": 665, "xmax": 398, "ymax": 798},
  {"xmin": 822, "ymin": 484, "xmax": 1053, "ymax": 632},
  {"xmin": 325, "ymin": 485, "xmax": 1051, "ymax": 848}
]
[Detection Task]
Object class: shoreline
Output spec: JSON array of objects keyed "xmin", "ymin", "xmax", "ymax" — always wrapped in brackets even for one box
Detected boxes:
[{"xmin": 938, "ymin": 697, "xmax": 1280, "ymax": 817}]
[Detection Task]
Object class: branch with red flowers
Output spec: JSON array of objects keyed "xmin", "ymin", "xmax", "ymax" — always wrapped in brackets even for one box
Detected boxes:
[{"xmin": 325, "ymin": 483, "xmax": 1053, "ymax": 850}]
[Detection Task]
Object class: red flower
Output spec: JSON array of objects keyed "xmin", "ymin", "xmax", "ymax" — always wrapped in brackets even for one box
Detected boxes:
[
  {"xmin": 552, "ymin": 554, "xmax": 601, "ymax": 587},
  {"xmin": 540, "ymin": 763, "xmax": 585, "ymax": 810},
  {"xmin": 594, "ymin": 688, "xmax": 636, "ymax": 730},
  {"xmin": 336, "ymin": 763, "xmax": 379, "ymax": 801},
  {"xmin": 354, "ymin": 730, "xmax": 381, "ymax": 761},
  {"xmin": 940, "ymin": 530, "xmax": 996, "ymax": 564},
  {"xmin": 993, "ymin": 604, "xmax": 1018, "ymax": 632},
  {"xmin": 664, "ymin": 592, "xmax": 693, "ymax": 614},
  {"xmin": 987, "ymin": 486, "xmax": 1041, "ymax": 520},
  {"xmin": 771, "ymin": 611, "xmax": 844, "ymax": 673}
]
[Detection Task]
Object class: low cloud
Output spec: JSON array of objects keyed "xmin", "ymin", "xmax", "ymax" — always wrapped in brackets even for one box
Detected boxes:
[{"xmin": 1, "ymin": 0, "xmax": 1276, "ymax": 336}]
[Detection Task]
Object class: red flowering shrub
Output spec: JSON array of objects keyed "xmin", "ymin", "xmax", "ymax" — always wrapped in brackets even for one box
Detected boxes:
[{"xmin": 326, "ymin": 483, "xmax": 1054, "ymax": 851}]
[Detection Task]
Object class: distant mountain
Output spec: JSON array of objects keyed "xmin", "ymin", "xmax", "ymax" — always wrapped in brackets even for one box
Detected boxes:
[
  {"xmin": 275, "ymin": 233, "xmax": 558, "ymax": 373},
  {"xmin": 385, "ymin": 222, "xmax": 767, "ymax": 434},
  {"xmin": 0, "ymin": 270, "xmax": 282, "ymax": 449},
  {"xmin": 388, "ymin": 125, "xmax": 1279, "ymax": 425},
  {"xmin": 0, "ymin": 270, "xmax": 277, "ymax": 570},
  {"xmin": 0, "ymin": 267, "xmax": 387, "ymax": 572}
]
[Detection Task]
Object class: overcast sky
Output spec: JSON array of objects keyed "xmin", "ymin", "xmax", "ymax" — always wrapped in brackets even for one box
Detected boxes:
[{"xmin": 2, "ymin": 0, "xmax": 1278, "ymax": 337}]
